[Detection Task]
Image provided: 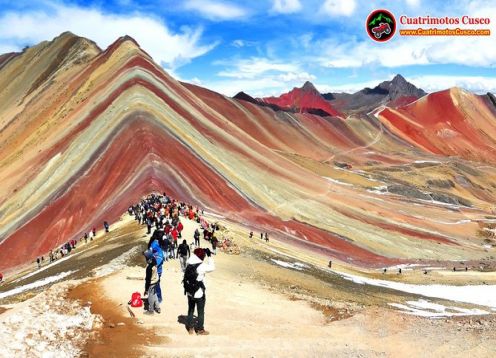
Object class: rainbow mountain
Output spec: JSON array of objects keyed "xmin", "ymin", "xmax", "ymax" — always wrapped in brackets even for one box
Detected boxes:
[{"xmin": 1, "ymin": 32, "xmax": 496, "ymax": 272}]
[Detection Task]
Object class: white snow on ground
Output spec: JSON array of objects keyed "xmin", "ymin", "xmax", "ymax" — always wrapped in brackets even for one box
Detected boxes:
[
  {"xmin": 271, "ymin": 259, "xmax": 307, "ymax": 271},
  {"xmin": 0, "ymin": 283, "xmax": 99, "ymax": 358},
  {"xmin": 413, "ymin": 160, "xmax": 442, "ymax": 164},
  {"xmin": 13, "ymin": 254, "xmax": 76, "ymax": 283},
  {"xmin": 337, "ymin": 271, "xmax": 496, "ymax": 308},
  {"xmin": 385, "ymin": 264, "xmax": 422, "ymax": 271},
  {"xmin": 92, "ymin": 246, "xmax": 142, "ymax": 277},
  {"xmin": 389, "ymin": 299, "xmax": 489, "ymax": 318},
  {"xmin": 0, "ymin": 271, "xmax": 76, "ymax": 300},
  {"xmin": 323, "ymin": 177, "xmax": 354, "ymax": 187}
]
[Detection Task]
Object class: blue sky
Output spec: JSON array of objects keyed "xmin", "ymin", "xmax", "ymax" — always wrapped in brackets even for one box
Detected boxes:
[{"xmin": 0, "ymin": 0, "xmax": 495, "ymax": 96}]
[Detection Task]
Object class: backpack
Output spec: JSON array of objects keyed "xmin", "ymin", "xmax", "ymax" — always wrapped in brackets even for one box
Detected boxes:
[
  {"xmin": 129, "ymin": 292, "xmax": 143, "ymax": 307},
  {"xmin": 182, "ymin": 263, "xmax": 204, "ymax": 296}
]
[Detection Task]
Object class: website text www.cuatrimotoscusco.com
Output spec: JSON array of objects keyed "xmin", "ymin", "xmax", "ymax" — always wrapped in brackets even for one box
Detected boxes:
[{"xmin": 399, "ymin": 27, "xmax": 491, "ymax": 36}]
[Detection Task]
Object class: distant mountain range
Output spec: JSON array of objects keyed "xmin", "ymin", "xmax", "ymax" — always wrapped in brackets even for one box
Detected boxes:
[{"xmin": 234, "ymin": 74, "xmax": 427, "ymax": 117}]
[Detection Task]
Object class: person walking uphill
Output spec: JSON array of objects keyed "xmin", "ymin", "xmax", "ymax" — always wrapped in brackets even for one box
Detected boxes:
[
  {"xmin": 143, "ymin": 251, "xmax": 161, "ymax": 314},
  {"xmin": 183, "ymin": 248, "xmax": 215, "ymax": 335},
  {"xmin": 177, "ymin": 239, "xmax": 190, "ymax": 272}
]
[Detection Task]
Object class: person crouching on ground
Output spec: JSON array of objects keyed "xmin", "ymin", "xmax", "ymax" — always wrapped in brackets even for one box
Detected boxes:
[
  {"xmin": 177, "ymin": 239, "xmax": 190, "ymax": 272},
  {"xmin": 183, "ymin": 248, "xmax": 214, "ymax": 335},
  {"xmin": 144, "ymin": 250, "xmax": 161, "ymax": 314}
]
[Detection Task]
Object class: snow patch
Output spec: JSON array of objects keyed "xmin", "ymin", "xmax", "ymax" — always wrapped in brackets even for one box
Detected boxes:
[
  {"xmin": 337, "ymin": 271, "xmax": 496, "ymax": 308},
  {"xmin": 0, "ymin": 283, "xmax": 98, "ymax": 357},
  {"xmin": 92, "ymin": 246, "xmax": 142, "ymax": 277},
  {"xmin": 271, "ymin": 259, "xmax": 307, "ymax": 271},
  {"xmin": 0, "ymin": 271, "xmax": 76, "ymax": 300},
  {"xmin": 390, "ymin": 299, "xmax": 489, "ymax": 317},
  {"xmin": 323, "ymin": 177, "xmax": 354, "ymax": 187}
]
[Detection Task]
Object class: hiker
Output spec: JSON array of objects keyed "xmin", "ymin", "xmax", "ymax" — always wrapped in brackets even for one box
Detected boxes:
[
  {"xmin": 465, "ymin": 267, "xmax": 468, "ymax": 271},
  {"xmin": 143, "ymin": 250, "xmax": 161, "ymax": 314},
  {"xmin": 150, "ymin": 240, "xmax": 164, "ymax": 303},
  {"xmin": 0, "ymin": 272, "xmax": 3, "ymax": 283},
  {"xmin": 177, "ymin": 221, "xmax": 184, "ymax": 238},
  {"xmin": 36, "ymin": 257, "xmax": 41, "ymax": 269},
  {"xmin": 249, "ymin": 231, "xmax": 253, "ymax": 239},
  {"xmin": 194, "ymin": 228, "xmax": 200, "ymax": 247},
  {"xmin": 84, "ymin": 232, "xmax": 88, "ymax": 243},
  {"xmin": 183, "ymin": 248, "xmax": 215, "ymax": 335},
  {"xmin": 265, "ymin": 233, "xmax": 269, "ymax": 242},
  {"xmin": 177, "ymin": 239, "xmax": 191, "ymax": 272},
  {"xmin": 211, "ymin": 234, "xmax": 218, "ymax": 255},
  {"xmin": 328, "ymin": 260, "xmax": 332, "ymax": 268},
  {"xmin": 168, "ymin": 234, "xmax": 176, "ymax": 259},
  {"xmin": 260, "ymin": 233, "xmax": 263, "ymax": 240},
  {"xmin": 383, "ymin": 268, "xmax": 387, "ymax": 274},
  {"xmin": 398, "ymin": 268, "xmax": 402, "ymax": 274},
  {"xmin": 104, "ymin": 221, "xmax": 110, "ymax": 233},
  {"xmin": 92, "ymin": 227, "xmax": 96, "ymax": 237}
]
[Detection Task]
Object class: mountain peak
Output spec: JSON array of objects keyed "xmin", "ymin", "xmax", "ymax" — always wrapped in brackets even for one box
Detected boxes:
[
  {"xmin": 391, "ymin": 74, "xmax": 407, "ymax": 84},
  {"xmin": 301, "ymin": 81, "xmax": 318, "ymax": 93}
]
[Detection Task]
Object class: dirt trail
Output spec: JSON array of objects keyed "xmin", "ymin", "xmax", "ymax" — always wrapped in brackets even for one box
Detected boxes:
[{"xmin": 94, "ymin": 218, "xmax": 496, "ymax": 357}]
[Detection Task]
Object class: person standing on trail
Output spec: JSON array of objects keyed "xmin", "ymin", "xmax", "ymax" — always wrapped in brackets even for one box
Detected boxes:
[
  {"xmin": 249, "ymin": 231, "xmax": 253, "ymax": 239},
  {"xmin": 143, "ymin": 250, "xmax": 161, "ymax": 314},
  {"xmin": 0, "ymin": 272, "xmax": 3, "ymax": 283},
  {"xmin": 150, "ymin": 240, "xmax": 164, "ymax": 303},
  {"xmin": 211, "ymin": 234, "xmax": 218, "ymax": 255},
  {"xmin": 104, "ymin": 221, "xmax": 110, "ymax": 233},
  {"xmin": 177, "ymin": 221, "xmax": 184, "ymax": 238},
  {"xmin": 177, "ymin": 239, "xmax": 191, "ymax": 272},
  {"xmin": 183, "ymin": 248, "xmax": 215, "ymax": 335},
  {"xmin": 194, "ymin": 228, "xmax": 200, "ymax": 247},
  {"xmin": 260, "ymin": 232, "xmax": 263, "ymax": 240},
  {"xmin": 92, "ymin": 227, "xmax": 96, "ymax": 237},
  {"xmin": 36, "ymin": 257, "xmax": 41, "ymax": 269},
  {"xmin": 265, "ymin": 233, "xmax": 269, "ymax": 242}
]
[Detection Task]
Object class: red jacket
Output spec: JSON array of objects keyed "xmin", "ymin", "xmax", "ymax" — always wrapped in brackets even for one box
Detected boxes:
[
  {"xmin": 177, "ymin": 222, "xmax": 184, "ymax": 232},
  {"xmin": 171, "ymin": 228, "xmax": 178, "ymax": 241}
]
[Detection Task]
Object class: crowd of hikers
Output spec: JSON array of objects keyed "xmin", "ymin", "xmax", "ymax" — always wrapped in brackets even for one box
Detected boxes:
[
  {"xmin": 130, "ymin": 193, "xmax": 217, "ymax": 335},
  {"xmin": 33, "ymin": 223, "xmax": 109, "ymax": 271}
]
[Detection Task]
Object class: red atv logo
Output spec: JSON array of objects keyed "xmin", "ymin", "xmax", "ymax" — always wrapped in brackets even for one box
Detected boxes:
[
  {"xmin": 372, "ymin": 22, "xmax": 391, "ymax": 39},
  {"xmin": 366, "ymin": 9, "xmax": 396, "ymax": 42}
]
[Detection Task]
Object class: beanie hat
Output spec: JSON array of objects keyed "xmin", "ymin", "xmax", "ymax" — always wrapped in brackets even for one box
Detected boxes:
[{"xmin": 194, "ymin": 248, "xmax": 205, "ymax": 261}]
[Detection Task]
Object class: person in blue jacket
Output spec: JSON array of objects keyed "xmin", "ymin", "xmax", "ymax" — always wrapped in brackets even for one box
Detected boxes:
[{"xmin": 150, "ymin": 240, "xmax": 164, "ymax": 303}]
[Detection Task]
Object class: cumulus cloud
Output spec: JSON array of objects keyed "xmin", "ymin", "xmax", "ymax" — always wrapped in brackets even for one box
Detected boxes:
[
  {"xmin": 183, "ymin": 0, "xmax": 248, "ymax": 20},
  {"xmin": 406, "ymin": 75, "xmax": 496, "ymax": 94},
  {"xmin": 208, "ymin": 57, "xmax": 316, "ymax": 96},
  {"xmin": 217, "ymin": 57, "xmax": 300, "ymax": 79},
  {"xmin": 0, "ymin": 2, "xmax": 217, "ymax": 69},
  {"xmin": 271, "ymin": 0, "xmax": 302, "ymax": 14},
  {"xmin": 320, "ymin": 0, "xmax": 356, "ymax": 17}
]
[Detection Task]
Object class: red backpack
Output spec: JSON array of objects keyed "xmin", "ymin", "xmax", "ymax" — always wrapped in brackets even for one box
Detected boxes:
[{"xmin": 129, "ymin": 292, "xmax": 143, "ymax": 307}]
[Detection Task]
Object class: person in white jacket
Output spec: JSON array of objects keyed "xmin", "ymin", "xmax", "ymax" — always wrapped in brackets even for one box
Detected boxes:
[{"xmin": 184, "ymin": 247, "xmax": 215, "ymax": 335}]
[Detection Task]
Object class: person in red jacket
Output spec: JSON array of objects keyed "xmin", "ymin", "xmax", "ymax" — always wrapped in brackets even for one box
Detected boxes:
[{"xmin": 177, "ymin": 221, "xmax": 184, "ymax": 238}]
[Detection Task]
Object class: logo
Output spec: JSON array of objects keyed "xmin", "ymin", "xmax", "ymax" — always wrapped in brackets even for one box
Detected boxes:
[{"xmin": 366, "ymin": 9, "xmax": 396, "ymax": 42}]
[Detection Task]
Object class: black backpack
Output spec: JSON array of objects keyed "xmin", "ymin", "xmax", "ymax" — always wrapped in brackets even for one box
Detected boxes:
[{"xmin": 182, "ymin": 263, "xmax": 205, "ymax": 296}]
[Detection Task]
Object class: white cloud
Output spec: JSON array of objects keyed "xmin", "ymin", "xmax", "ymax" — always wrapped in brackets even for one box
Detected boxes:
[
  {"xmin": 405, "ymin": 0, "xmax": 421, "ymax": 7},
  {"xmin": 217, "ymin": 57, "xmax": 300, "ymax": 79},
  {"xmin": 406, "ymin": 75, "xmax": 496, "ymax": 94},
  {"xmin": 183, "ymin": 0, "xmax": 248, "ymax": 20},
  {"xmin": 320, "ymin": 0, "xmax": 356, "ymax": 17},
  {"xmin": 206, "ymin": 57, "xmax": 316, "ymax": 96},
  {"xmin": 0, "ymin": 2, "xmax": 217, "ymax": 69},
  {"xmin": 271, "ymin": 0, "xmax": 302, "ymax": 14},
  {"xmin": 277, "ymin": 71, "xmax": 315, "ymax": 82}
]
